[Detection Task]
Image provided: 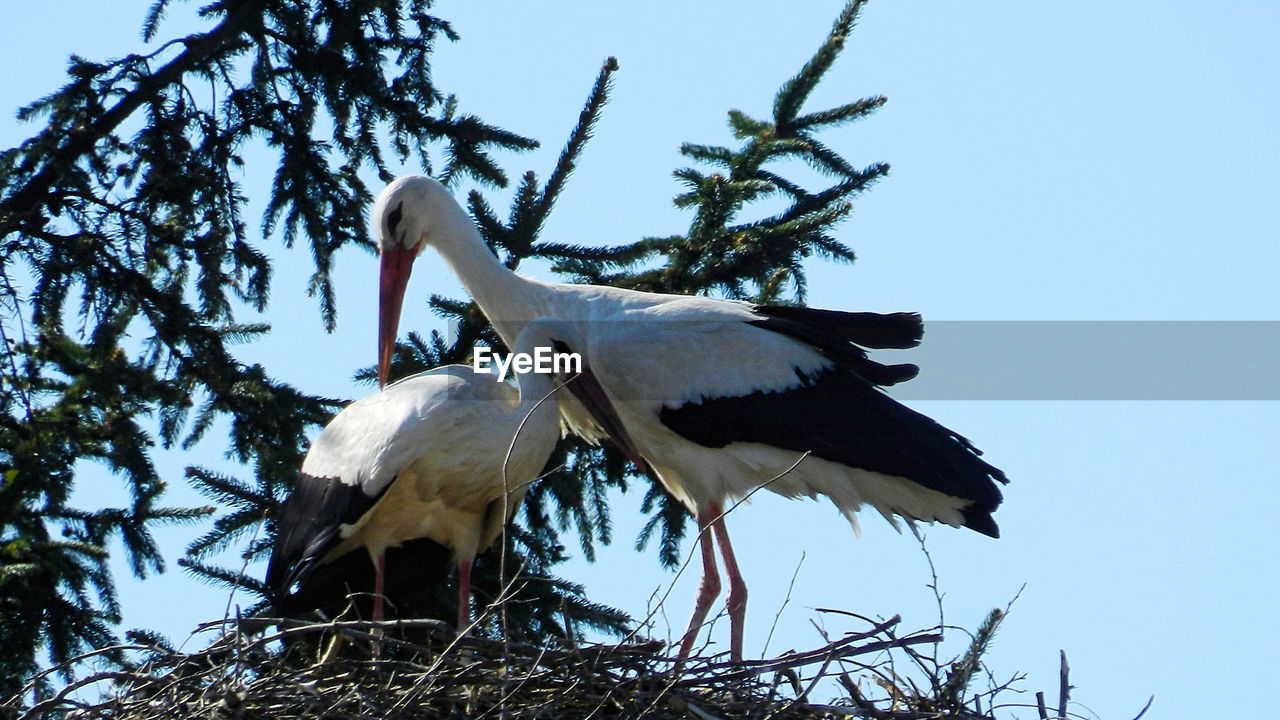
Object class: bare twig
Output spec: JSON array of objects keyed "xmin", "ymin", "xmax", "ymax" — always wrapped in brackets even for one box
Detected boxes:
[
  {"xmin": 761, "ymin": 551, "xmax": 805, "ymax": 659},
  {"xmin": 1130, "ymin": 695, "xmax": 1155, "ymax": 720}
]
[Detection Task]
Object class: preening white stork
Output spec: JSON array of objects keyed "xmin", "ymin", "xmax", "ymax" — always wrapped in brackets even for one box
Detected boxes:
[
  {"xmin": 374, "ymin": 175, "xmax": 1007, "ymax": 661},
  {"xmin": 267, "ymin": 319, "xmax": 567, "ymax": 630}
]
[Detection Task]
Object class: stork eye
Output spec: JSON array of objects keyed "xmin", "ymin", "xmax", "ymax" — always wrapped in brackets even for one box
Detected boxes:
[{"xmin": 386, "ymin": 202, "xmax": 404, "ymax": 237}]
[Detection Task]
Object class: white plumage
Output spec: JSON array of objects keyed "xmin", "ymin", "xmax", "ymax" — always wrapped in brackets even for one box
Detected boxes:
[
  {"xmin": 374, "ymin": 174, "xmax": 1007, "ymax": 660},
  {"xmin": 268, "ymin": 320, "xmax": 567, "ymax": 629}
]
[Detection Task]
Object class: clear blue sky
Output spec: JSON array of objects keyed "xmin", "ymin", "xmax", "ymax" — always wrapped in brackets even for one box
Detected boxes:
[{"xmin": 4, "ymin": 2, "xmax": 1278, "ymax": 717}]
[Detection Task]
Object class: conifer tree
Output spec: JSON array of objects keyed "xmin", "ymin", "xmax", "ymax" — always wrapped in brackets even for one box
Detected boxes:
[
  {"xmin": 1, "ymin": 0, "xmax": 887, "ymax": 699},
  {"xmin": 0, "ymin": 0, "xmax": 546, "ymax": 697}
]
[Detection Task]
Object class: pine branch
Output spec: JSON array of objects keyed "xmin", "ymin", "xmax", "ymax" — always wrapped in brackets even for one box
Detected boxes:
[
  {"xmin": 791, "ymin": 95, "xmax": 887, "ymax": 131},
  {"xmin": 536, "ymin": 57, "xmax": 619, "ymax": 225},
  {"xmin": 2, "ymin": 4, "xmax": 262, "ymax": 234},
  {"xmin": 772, "ymin": 0, "xmax": 868, "ymax": 129}
]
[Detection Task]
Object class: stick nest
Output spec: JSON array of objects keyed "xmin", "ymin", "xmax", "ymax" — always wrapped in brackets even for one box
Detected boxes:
[{"xmin": 7, "ymin": 613, "xmax": 1016, "ymax": 720}]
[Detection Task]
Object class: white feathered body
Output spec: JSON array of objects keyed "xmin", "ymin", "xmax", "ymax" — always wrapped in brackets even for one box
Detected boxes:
[{"xmin": 311, "ymin": 367, "xmax": 557, "ymax": 564}]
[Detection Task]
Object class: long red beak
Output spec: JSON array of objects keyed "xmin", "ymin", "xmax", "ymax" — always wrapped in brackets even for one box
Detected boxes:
[
  {"xmin": 556, "ymin": 349, "xmax": 654, "ymax": 478},
  {"xmin": 378, "ymin": 244, "xmax": 415, "ymax": 387}
]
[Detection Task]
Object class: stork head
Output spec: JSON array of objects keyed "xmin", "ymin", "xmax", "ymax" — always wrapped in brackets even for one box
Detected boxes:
[{"xmin": 374, "ymin": 175, "xmax": 460, "ymax": 386}]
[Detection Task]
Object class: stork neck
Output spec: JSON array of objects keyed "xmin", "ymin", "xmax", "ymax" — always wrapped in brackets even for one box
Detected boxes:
[
  {"xmin": 514, "ymin": 368, "xmax": 557, "ymax": 416},
  {"xmin": 431, "ymin": 219, "xmax": 552, "ymax": 347}
]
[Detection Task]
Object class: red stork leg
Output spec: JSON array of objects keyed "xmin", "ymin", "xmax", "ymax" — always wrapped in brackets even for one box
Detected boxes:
[
  {"xmin": 372, "ymin": 553, "xmax": 387, "ymax": 621},
  {"xmin": 709, "ymin": 504, "xmax": 747, "ymax": 662},
  {"xmin": 677, "ymin": 504, "xmax": 723, "ymax": 660},
  {"xmin": 456, "ymin": 558, "xmax": 473, "ymax": 631}
]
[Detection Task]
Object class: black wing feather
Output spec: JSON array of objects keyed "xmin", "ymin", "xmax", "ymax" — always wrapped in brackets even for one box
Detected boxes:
[
  {"xmin": 660, "ymin": 366, "xmax": 1006, "ymax": 537},
  {"xmin": 273, "ymin": 538, "xmax": 453, "ymax": 619},
  {"xmin": 266, "ymin": 472, "xmax": 385, "ymax": 608}
]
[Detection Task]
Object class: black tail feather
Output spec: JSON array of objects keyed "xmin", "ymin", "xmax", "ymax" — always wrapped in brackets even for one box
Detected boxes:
[
  {"xmin": 751, "ymin": 305, "xmax": 924, "ymax": 349},
  {"xmin": 961, "ymin": 506, "xmax": 1001, "ymax": 538},
  {"xmin": 749, "ymin": 307, "xmax": 922, "ymax": 387}
]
